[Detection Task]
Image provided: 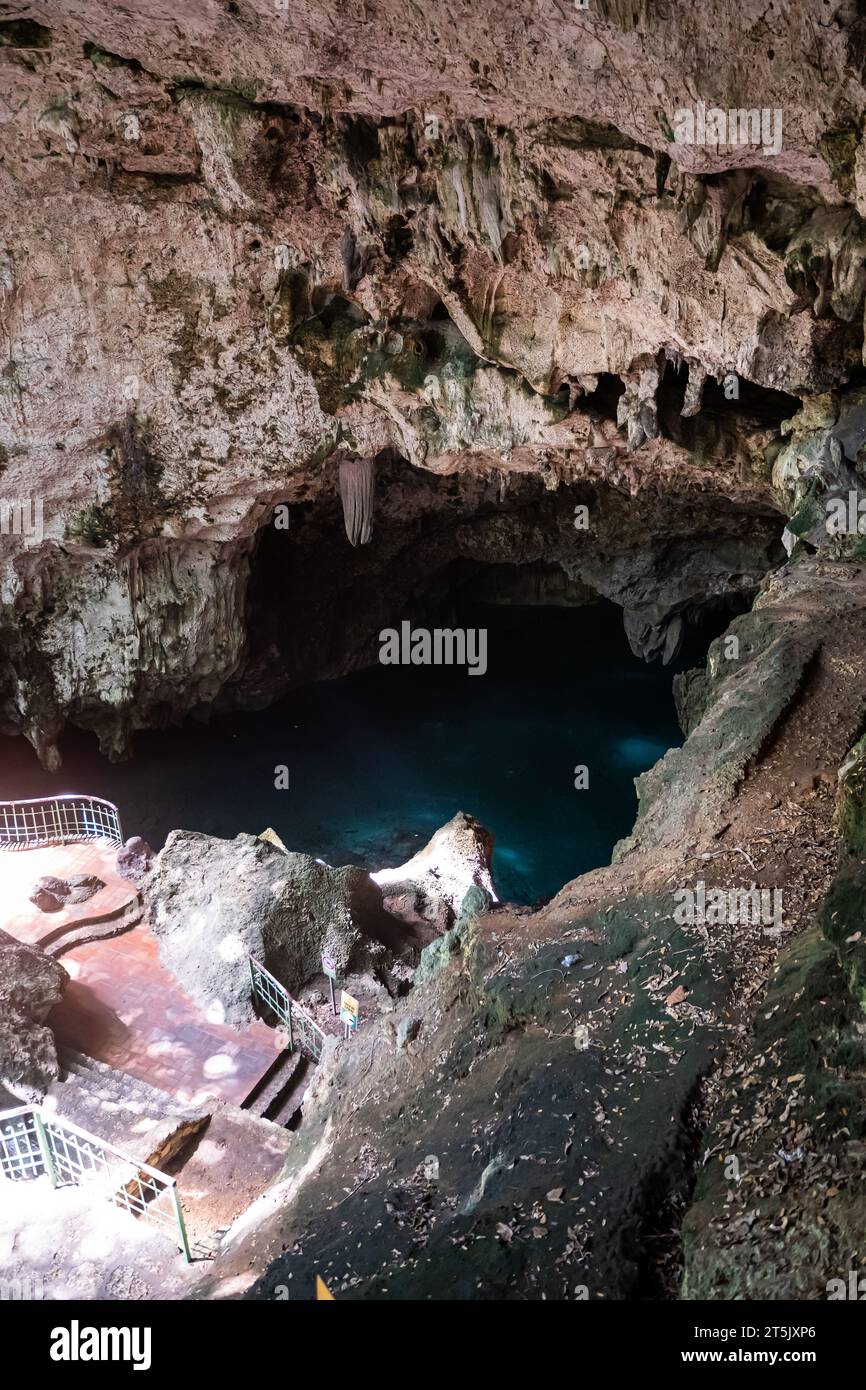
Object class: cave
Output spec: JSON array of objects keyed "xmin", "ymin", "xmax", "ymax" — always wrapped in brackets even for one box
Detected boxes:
[
  {"xmin": 4, "ymin": 0, "xmax": 866, "ymax": 1339},
  {"xmin": 0, "ymin": 459, "xmax": 757, "ymax": 903},
  {"xmin": 0, "ymin": 585, "xmax": 732, "ymax": 905}
]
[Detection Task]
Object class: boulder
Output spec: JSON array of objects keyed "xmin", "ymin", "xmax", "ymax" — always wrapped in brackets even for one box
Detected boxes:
[
  {"xmin": 28, "ymin": 874, "xmax": 105, "ymax": 912},
  {"xmin": 63, "ymin": 874, "xmax": 105, "ymax": 904},
  {"xmin": 372, "ymin": 812, "xmax": 496, "ymax": 933},
  {"xmin": 34, "ymin": 875, "xmax": 67, "ymax": 896},
  {"xmin": 28, "ymin": 886, "xmax": 63, "ymax": 913},
  {"xmin": 0, "ymin": 930, "xmax": 69, "ymax": 1102},
  {"xmin": 116, "ymin": 836, "xmax": 155, "ymax": 886},
  {"xmin": 396, "ymin": 1016, "xmax": 421, "ymax": 1049},
  {"xmin": 143, "ymin": 830, "xmax": 385, "ymax": 1025}
]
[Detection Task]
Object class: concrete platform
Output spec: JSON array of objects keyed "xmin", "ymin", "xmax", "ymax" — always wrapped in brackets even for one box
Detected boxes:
[
  {"xmin": 1, "ymin": 840, "xmax": 283, "ymax": 1109},
  {"xmin": 0, "ymin": 842, "xmax": 138, "ymax": 950}
]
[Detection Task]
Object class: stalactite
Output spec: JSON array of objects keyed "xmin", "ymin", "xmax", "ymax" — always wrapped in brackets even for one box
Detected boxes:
[{"xmin": 338, "ymin": 454, "xmax": 375, "ymax": 546}]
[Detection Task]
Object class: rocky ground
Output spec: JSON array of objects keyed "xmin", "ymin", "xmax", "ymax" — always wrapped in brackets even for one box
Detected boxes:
[{"xmin": 0, "ymin": 928, "xmax": 68, "ymax": 1102}]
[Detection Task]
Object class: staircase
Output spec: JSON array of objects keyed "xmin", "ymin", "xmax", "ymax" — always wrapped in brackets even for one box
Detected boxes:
[
  {"xmin": 54, "ymin": 1050, "xmax": 295, "ymax": 1260},
  {"xmin": 241, "ymin": 1046, "xmax": 312, "ymax": 1128},
  {"xmin": 55, "ymin": 1049, "xmax": 209, "ymax": 1169}
]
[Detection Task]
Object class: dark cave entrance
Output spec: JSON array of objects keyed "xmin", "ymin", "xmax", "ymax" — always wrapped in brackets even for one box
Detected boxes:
[{"xmin": 0, "ymin": 594, "xmax": 698, "ymax": 905}]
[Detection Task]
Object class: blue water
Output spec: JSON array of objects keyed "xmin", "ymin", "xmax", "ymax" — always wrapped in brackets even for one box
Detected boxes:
[{"xmin": 0, "ymin": 602, "xmax": 693, "ymax": 904}]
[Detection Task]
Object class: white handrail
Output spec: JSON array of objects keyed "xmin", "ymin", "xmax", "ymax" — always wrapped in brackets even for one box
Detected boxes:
[{"xmin": 0, "ymin": 795, "xmax": 123, "ymax": 849}]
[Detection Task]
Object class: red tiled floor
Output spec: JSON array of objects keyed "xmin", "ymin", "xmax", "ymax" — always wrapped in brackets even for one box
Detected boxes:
[
  {"xmin": 50, "ymin": 928, "xmax": 281, "ymax": 1106},
  {"xmin": 0, "ymin": 842, "xmax": 136, "ymax": 947},
  {"xmin": 1, "ymin": 842, "xmax": 280, "ymax": 1107}
]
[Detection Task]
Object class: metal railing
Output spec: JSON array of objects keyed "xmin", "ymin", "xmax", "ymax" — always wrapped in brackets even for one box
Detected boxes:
[
  {"xmin": 248, "ymin": 954, "xmax": 327, "ymax": 1062},
  {"xmin": 0, "ymin": 795, "xmax": 123, "ymax": 850},
  {"xmin": 0, "ymin": 1105, "xmax": 191, "ymax": 1262}
]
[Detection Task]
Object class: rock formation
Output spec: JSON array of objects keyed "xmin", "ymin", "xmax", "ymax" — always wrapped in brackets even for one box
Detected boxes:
[
  {"xmin": 115, "ymin": 836, "xmax": 155, "ymax": 886},
  {"xmin": 7, "ymin": 0, "xmax": 866, "ymax": 1309},
  {"xmin": 372, "ymin": 810, "xmax": 496, "ymax": 933},
  {"xmin": 338, "ymin": 454, "xmax": 376, "ymax": 546},
  {"xmin": 29, "ymin": 875, "xmax": 104, "ymax": 912},
  {"xmin": 0, "ymin": 930, "xmax": 69, "ymax": 1102},
  {"xmin": 4, "ymin": 0, "xmax": 859, "ymax": 765},
  {"xmin": 143, "ymin": 829, "xmax": 393, "ymax": 1024}
]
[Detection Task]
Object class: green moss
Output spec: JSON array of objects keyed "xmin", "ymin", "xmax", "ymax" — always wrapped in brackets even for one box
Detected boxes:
[
  {"xmin": 819, "ymin": 862, "xmax": 866, "ymax": 1014},
  {"xmin": 598, "ymin": 911, "xmax": 642, "ymax": 962},
  {"xmin": 836, "ymin": 734, "xmax": 866, "ymax": 857},
  {"xmin": 149, "ymin": 269, "xmax": 200, "ymax": 313},
  {"xmin": 414, "ymin": 884, "xmax": 490, "ymax": 988},
  {"xmin": 149, "ymin": 271, "xmax": 221, "ymax": 377},
  {"xmin": 65, "ymin": 416, "xmax": 181, "ymax": 550},
  {"xmin": 819, "ymin": 128, "xmax": 859, "ymax": 199},
  {"xmin": 655, "ymin": 110, "xmax": 675, "ymax": 143},
  {"xmin": 683, "ymin": 924, "xmax": 866, "ymax": 1300},
  {"xmin": 65, "ymin": 504, "xmax": 117, "ymax": 548},
  {"xmin": 786, "ymin": 490, "xmax": 822, "ymax": 539}
]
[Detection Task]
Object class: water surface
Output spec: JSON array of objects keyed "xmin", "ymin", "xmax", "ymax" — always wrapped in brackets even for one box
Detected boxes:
[{"xmin": 0, "ymin": 601, "xmax": 698, "ymax": 903}]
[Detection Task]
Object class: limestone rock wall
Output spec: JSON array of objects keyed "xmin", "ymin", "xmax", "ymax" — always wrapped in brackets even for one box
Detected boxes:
[{"xmin": 2, "ymin": 3, "xmax": 866, "ymax": 763}]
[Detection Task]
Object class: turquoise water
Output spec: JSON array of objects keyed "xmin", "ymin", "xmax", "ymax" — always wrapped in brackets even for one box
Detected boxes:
[{"xmin": 0, "ymin": 602, "xmax": 696, "ymax": 904}]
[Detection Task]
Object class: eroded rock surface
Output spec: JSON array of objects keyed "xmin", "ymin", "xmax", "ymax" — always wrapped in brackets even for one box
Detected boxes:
[
  {"xmin": 116, "ymin": 836, "xmax": 155, "ymax": 886},
  {"xmin": 372, "ymin": 811, "xmax": 496, "ymax": 933},
  {"xmin": 6, "ymin": 3, "xmax": 865, "ymax": 764},
  {"xmin": 0, "ymin": 929, "xmax": 69, "ymax": 1101},
  {"xmin": 143, "ymin": 829, "xmax": 391, "ymax": 1024}
]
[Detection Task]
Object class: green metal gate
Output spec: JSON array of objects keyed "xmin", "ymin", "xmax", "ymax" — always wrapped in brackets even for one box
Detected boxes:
[{"xmin": 248, "ymin": 954, "xmax": 326, "ymax": 1061}]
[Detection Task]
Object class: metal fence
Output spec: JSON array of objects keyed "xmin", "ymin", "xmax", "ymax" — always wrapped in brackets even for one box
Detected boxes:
[
  {"xmin": 0, "ymin": 1105, "xmax": 191, "ymax": 1262},
  {"xmin": 248, "ymin": 954, "xmax": 326, "ymax": 1061},
  {"xmin": 0, "ymin": 795, "xmax": 123, "ymax": 850}
]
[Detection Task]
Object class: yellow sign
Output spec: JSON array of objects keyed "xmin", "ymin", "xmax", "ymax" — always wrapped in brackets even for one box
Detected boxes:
[
  {"xmin": 340, "ymin": 991, "xmax": 359, "ymax": 1029},
  {"xmin": 316, "ymin": 1276, "xmax": 334, "ymax": 1301}
]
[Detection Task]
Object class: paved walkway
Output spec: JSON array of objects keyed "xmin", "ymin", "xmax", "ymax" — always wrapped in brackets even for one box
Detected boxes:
[
  {"xmin": 51, "ymin": 928, "xmax": 280, "ymax": 1107},
  {"xmin": 1, "ymin": 840, "xmax": 279, "ymax": 1108},
  {"xmin": 0, "ymin": 842, "xmax": 135, "ymax": 947}
]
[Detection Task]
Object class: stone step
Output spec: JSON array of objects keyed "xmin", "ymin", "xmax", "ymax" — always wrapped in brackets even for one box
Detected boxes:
[
  {"xmin": 169, "ymin": 1101, "xmax": 293, "ymax": 1256},
  {"xmin": 52, "ymin": 1048, "xmax": 210, "ymax": 1169},
  {"xmin": 39, "ymin": 891, "xmax": 143, "ymax": 957},
  {"xmin": 269, "ymin": 1055, "xmax": 313, "ymax": 1128},
  {"xmin": 242, "ymin": 1046, "xmax": 305, "ymax": 1122}
]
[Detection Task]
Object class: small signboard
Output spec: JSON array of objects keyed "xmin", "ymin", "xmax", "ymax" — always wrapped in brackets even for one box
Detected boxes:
[
  {"xmin": 321, "ymin": 952, "xmax": 337, "ymax": 980},
  {"xmin": 340, "ymin": 991, "xmax": 359, "ymax": 1031}
]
